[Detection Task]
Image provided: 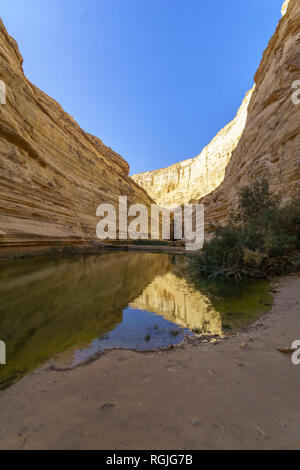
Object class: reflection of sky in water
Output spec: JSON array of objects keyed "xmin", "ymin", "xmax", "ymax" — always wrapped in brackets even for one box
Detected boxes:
[{"xmin": 71, "ymin": 307, "xmax": 193, "ymax": 366}]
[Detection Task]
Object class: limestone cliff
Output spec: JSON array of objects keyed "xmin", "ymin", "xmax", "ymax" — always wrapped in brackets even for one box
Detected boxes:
[
  {"xmin": 133, "ymin": 0, "xmax": 300, "ymax": 223},
  {"xmin": 132, "ymin": 87, "xmax": 254, "ymax": 209},
  {"xmin": 202, "ymin": 0, "xmax": 300, "ymax": 229},
  {"xmin": 0, "ymin": 19, "xmax": 153, "ymax": 256}
]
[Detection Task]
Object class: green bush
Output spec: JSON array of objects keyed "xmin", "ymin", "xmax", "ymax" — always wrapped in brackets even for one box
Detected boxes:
[{"xmin": 192, "ymin": 179, "xmax": 300, "ymax": 280}]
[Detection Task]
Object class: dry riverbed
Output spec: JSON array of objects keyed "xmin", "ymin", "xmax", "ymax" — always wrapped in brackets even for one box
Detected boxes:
[{"xmin": 0, "ymin": 275, "xmax": 299, "ymax": 450}]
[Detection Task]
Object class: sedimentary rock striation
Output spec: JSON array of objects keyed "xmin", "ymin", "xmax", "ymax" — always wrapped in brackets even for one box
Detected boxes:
[
  {"xmin": 1, "ymin": 0, "xmax": 299, "ymax": 255},
  {"xmin": 202, "ymin": 0, "xmax": 300, "ymax": 229},
  {"xmin": 0, "ymin": 19, "xmax": 153, "ymax": 256},
  {"xmin": 133, "ymin": 0, "xmax": 300, "ymax": 226},
  {"xmin": 132, "ymin": 87, "xmax": 254, "ymax": 209}
]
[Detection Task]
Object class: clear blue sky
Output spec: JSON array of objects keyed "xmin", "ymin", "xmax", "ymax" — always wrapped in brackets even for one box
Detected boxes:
[{"xmin": 1, "ymin": 0, "xmax": 283, "ymax": 174}]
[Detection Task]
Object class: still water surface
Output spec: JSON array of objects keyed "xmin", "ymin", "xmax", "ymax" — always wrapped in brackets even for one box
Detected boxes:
[{"xmin": 0, "ymin": 252, "xmax": 272, "ymax": 389}]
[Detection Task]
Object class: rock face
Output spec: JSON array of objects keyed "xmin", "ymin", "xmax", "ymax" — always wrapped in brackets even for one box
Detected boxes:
[
  {"xmin": 0, "ymin": 19, "xmax": 153, "ymax": 256},
  {"xmin": 202, "ymin": 0, "xmax": 300, "ymax": 229},
  {"xmin": 132, "ymin": 87, "xmax": 254, "ymax": 209},
  {"xmin": 1, "ymin": 0, "xmax": 299, "ymax": 255},
  {"xmin": 133, "ymin": 0, "xmax": 300, "ymax": 226}
]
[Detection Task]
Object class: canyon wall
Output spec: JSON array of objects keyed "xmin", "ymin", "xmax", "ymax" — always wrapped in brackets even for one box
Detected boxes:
[
  {"xmin": 0, "ymin": 19, "xmax": 153, "ymax": 257},
  {"xmin": 133, "ymin": 0, "xmax": 300, "ymax": 225},
  {"xmin": 132, "ymin": 87, "xmax": 254, "ymax": 209},
  {"xmin": 202, "ymin": 0, "xmax": 300, "ymax": 229}
]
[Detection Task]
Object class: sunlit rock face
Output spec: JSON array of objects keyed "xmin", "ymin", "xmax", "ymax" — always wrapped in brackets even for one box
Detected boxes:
[
  {"xmin": 131, "ymin": 272, "xmax": 222, "ymax": 336},
  {"xmin": 132, "ymin": 88, "xmax": 254, "ymax": 209},
  {"xmin": 0, "ymin": 20, "xmax": 153, "ymax": 256},
  {"xmin": 281, "ymin": 0, "xmax": 291, "ymax": 16},
  {"xmin": 133, "ymin": 0, "xmax": 300, "ymax": 226},
  {"xmin": 202, "ymin": 0, "xmax": 300, "ymax": 229}
]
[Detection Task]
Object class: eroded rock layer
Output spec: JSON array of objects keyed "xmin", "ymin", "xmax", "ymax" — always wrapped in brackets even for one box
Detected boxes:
[
  {"xmin": 202, "ymin": 0, "xmax": 300, "ymax": 229},
  {"xmin": 0, "ymin": 19, "xmax": 153, "ymax": 256},
  {"xmin": 133, "ymin": 0, "xmax": 300, "ymax": 223},
  {"xmin": 132, "ymin": 87, "xmax": 254, "ymax": 209}
]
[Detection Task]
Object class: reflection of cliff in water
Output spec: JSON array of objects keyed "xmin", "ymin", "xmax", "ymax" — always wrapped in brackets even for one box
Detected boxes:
[
  {"xmin": 0, "ymin": 252, "xmax": 171, "ymax": 388},
  {"xmin": 0, "ymin": 251, "xmax": 272, "ymax": 390},
  {"xmin": 131, "ymin": 272, "xmax": 222, "ymax": 336}
]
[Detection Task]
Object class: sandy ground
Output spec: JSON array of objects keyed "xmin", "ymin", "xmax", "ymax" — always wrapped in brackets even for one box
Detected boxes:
[{"xmin": 0, "ymin": 275, "xmax": 299, "ymax": 450}]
